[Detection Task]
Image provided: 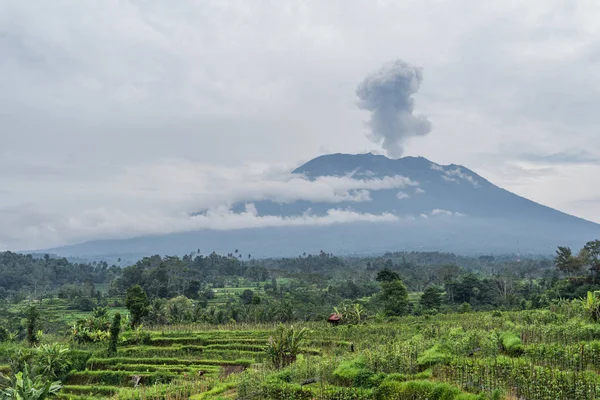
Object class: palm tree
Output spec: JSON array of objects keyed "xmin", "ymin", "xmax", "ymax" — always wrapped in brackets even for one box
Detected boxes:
[{"xmin": 555, "ymin": 246, "xmax": 582, "ymax": 276}]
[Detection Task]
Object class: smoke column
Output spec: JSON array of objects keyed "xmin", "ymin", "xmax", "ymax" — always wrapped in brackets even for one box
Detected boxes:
[{"xmin": 356, "ymin": 60, "xmax": 432, "ymax": 158}]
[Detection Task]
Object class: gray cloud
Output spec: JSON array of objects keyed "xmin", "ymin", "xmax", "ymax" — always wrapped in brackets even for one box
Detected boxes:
[
  {"xmin": 519, "ymin": 150, "xmax": 600, "ymax": 165},
  {"xmin": 356, "ymin": 60, "xmax": 432, "ymax": 158}
]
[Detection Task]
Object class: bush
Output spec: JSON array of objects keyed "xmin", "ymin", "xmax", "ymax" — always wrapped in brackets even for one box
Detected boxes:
[
  {"xmin": 417, "ymin": 344, "xmax": 451, "ymax": 370},
  {"xmin": 68, "ymin": 350, "xmax": 92, "ymax": 371},
  {"xmin": 458, "ymin": 303, "xmax": 472, "ymax": 314},
  {"xmin": 374, "ymin": 380, "xmax": 485, "ymax": 400},
  {"xmin": 71, "ymin": 296, "xmax": 96, "ymax": 312},
  {"xmin": 500, "ymin": 332, "xmax": 524, "ymax": 356}
]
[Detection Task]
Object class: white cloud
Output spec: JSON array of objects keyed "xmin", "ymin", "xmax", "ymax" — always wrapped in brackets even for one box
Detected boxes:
[
  {"xmin": 442, "ymin": 175, "xmax": 459, "ymax": 183},
  {"xmin": 430, "ymin": 209, "xmax": 466, "ymax": 217},
  {"xmin": 396, "ymin": 191, "xmax": 410, "ymax": 200},
  {"xmin": 0, "ymin": 202, "xmax": 400, "ymax": 251},
  {"xmin": 444, "ymin": 168, "xmax": 479, "ymax": 187},
  {"xmin": 433, "ymin": 164, "xmax": 479, "ymax": 186},
  {"xmin": 415, "ymin": 188, "xmax": 426, "ymax": 194},
  {"xmin": 0, "ymin": 160, "xmax": 415, "ymax": 250}
]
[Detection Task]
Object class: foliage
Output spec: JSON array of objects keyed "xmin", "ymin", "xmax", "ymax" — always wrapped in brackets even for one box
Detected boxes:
[
  {"xmin": 125, "ymin": 285, "xmax": 149, "ymax": 327},
  {"xmin": 500, "ymin": 332, "xmax": 524, "ymax": 356},
  {"xmin": 375, "ymin": 268, "xmax": 400, "ymax": 282},
  {"xmin": 107, "ymin": 313, "xmax": 121, "ymax": 355},
  {"xmin": 24, "ymin": 306, "xmax": 40, "ymax": 347},
  {"xmin": 332, "ymin": 357, "xmax": 382, "ymax": 388},
  {"xmin": 581, "ymin": 291, "xmax": 600, "ymax": 321},
  {"xmin": 420, "ymin": 286, "xmax": 443, "ymax": 310},
  {"xmin": 380, "ymin": 279, "xmax": 409, "ymax": 316},
  {"xmin": 35, "ymin": 344, "xmax": 71, "ymax": 380},
  {"xmin": 555, "ymin": 246, "xmax": 583, "ymax": 276},
  {"xmin": 266, "ymin": 325, "xmax": 309, "ymax": 369},
  {"xmin": 0, "ymin": 365, "xmax": 62, "ymax": 400},
  {"xmin": 333, "ymin": 304, "xmax": 366, "ymax": 325},
  {"xmin": 417, "ymin": 344, "xmax": 452, "ymax": 369},
  {"xmin": 374, "ymin": 379, "xmax": 484, "ymax": 400}
]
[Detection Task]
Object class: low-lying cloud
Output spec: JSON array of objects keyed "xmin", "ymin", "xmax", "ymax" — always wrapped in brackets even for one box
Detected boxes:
[
  {"xmin": 420, "ymin": 209, "xmax": 466, "ymax": 219},
  {"xmin": 431, "ymin": 164, "xmax": 479, "ymax": 187},
  {"xmin": 0, "ymin": 160, "xmax": 417, "ymax": 250}
]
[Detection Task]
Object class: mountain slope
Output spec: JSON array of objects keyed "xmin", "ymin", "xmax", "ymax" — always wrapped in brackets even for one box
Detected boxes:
[{"xmin": 39, "ymin": 153, "xmax": 600, "ymax": 260}]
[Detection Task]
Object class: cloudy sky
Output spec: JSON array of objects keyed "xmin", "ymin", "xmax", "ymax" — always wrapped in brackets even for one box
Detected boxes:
[{"xmin": 1, "ymin": 0, "xmax": 599, "ymax": 250}]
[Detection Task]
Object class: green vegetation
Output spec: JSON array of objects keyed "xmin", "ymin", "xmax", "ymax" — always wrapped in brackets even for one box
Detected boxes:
[
  {"xmin": 124, "ymin": 286, "xmax": 148, "ymax": 328},
  {"xmin": 0, "ymin": 241, "xmax": 600, "ymax": 398}
]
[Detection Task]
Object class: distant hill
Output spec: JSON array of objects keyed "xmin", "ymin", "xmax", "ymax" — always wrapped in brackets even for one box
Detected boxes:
[{"xmin": 39, "ymin": 153, "xmax": 600, "ymax": 260}]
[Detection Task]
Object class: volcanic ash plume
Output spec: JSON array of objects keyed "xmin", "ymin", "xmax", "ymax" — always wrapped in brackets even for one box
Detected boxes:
[{"xmin": 356, "ymin": 60, "xmax": 432, "ymax": 158}]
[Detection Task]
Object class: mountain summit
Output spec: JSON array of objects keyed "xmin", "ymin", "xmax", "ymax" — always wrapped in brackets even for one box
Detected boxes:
[
  {"xmin": 246, "ymin": 152, "xmax": 591, "ymax": 224},
  {"xmin": 41, "ymin": 153, "xmax": 600, "ymax": 260}
]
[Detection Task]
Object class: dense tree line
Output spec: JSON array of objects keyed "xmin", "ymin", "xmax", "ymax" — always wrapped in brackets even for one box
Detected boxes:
[
  {"xmin": 0, "ymin": 252, "xmax": 119, "ymax": 296},
  {"xmin": 3, "ymin": 244, "xmax": 597, "ymax": 326}
]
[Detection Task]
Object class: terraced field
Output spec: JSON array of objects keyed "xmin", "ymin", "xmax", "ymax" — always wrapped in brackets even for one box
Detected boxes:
[
  {"xmin": 28, "ymin": 298, "xmax": 129, "ymax": 326},
  {"xmin": 57, "ymin": 328, "xmax": 350, "ymax": 399}
]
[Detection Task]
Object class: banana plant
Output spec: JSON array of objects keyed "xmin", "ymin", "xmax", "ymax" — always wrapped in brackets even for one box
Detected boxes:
[
  {"xmin": 581, "ymin": 291, "xmax": 600, "ymax": 321},
  {"xmin": 0, "ymin": 365, "xmax": 62, "ymax": 400}
]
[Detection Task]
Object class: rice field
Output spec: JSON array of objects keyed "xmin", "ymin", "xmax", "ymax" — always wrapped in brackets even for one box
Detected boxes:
[{"xmin": 54, "ymin": 327, "xmax": 350, "ymax": 399}]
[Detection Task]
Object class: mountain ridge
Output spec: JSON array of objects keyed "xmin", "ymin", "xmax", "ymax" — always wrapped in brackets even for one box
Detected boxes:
[{"xmin": 34, "ymin": 153, "xmax": 600, "ymax": 260}]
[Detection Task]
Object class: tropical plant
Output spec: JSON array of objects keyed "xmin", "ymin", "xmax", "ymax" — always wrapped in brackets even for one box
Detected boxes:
[
  {"xmin": 265, "ymin": 325, "xmax": 309, "ymax": 369},
  {"xmin": 35, "ymin": 344, "xmax": 71, "ymax": 380},
  {"xmin": 555, "ymin": 246, "xmax": 583, "ymax": 276},
  {"xmin": 0, "ymin": 365, "xmax": 61, "ymax": 400},
  {"xmin": 581, "ymin": 291, "xmax": 600, "ymax": 321}
]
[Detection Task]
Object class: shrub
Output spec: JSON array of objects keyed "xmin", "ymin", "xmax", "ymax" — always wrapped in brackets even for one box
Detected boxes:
[
  {"xmin": 458, "ymin": 303, "xmax": 472, "ymax": 314},
  {"xmin": 333, "ymin": 358, "xmax": 364, "ymax": 385},
  {"xmin": 35, "ymin": 343, "xmax": 71, "ymax": 380},
  {"xmin": 374, "ymin": 380, "xmax": 484, "ymax": 400},
  {"xmin": 265, "ymin": 325, "xmax": 308, "ymax": 369},
  {"xmin": 417, "ymin": 344, "xmax": 451, "ymax": 370},
  {"xmin": 500, "ymin": 332, "xmax": 524, "ymax": 356}
]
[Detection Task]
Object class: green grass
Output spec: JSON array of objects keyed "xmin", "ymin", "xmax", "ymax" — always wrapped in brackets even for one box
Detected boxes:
[{"xmin": 66, "ymin": 370, "xmax": 179, "ymax": 386}]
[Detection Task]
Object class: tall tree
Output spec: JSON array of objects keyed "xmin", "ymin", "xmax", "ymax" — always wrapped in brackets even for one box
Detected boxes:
[
  {"xmin": 25, "ymin": 305, "xmax": 40, "ymax": 347},
  {"xmin": 555, "ymin": 246, "xmax": 583, "ymax": 276},
  {"xmin": 125, "ymin": 285, "xmax": 149, "ymax": 327},
  {"xmin": 381, "ymin": 279, "xmax": 409, "ymax": 316},
  {"xmin": 376, "ymin": 268, "xmax": 400, "ymax": 282},
  {"xmin": 582, "ymin": 240, "xmax": 600, "ymax": 277},
  {"xmin": 420, "ymin": 286, "xmax": 442, "ymax": 310},
  {"xmin": 108, "ymin": 313, "xmax": 121, "ymax": 355}
]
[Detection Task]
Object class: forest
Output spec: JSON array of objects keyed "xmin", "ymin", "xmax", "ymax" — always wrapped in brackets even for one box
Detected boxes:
[{"xmin": 0, "ymin": 240, "xmax": 598, "ymax": 399}]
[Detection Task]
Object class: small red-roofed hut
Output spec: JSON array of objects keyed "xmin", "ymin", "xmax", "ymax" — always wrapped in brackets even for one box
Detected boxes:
[{"xmin": 328, "ymin": 313, "xmax": 342, "ymax": 325}]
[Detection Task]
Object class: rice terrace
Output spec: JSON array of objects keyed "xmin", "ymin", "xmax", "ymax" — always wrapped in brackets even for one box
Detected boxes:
[{"xmin": 1, "ymin": 245, "xmax": 600, "ymax": 399}]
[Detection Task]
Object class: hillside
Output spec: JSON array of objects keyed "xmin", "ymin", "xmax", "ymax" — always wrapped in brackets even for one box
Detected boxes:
[{"xmin": 39, "ymin": 153, "xmax": 600, "ymax": 260}]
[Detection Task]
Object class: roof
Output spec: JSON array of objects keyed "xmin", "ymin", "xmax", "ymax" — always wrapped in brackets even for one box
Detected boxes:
[{"xmin": 328, "ymin": 313, "xmax": 342, "ymax": 322}]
